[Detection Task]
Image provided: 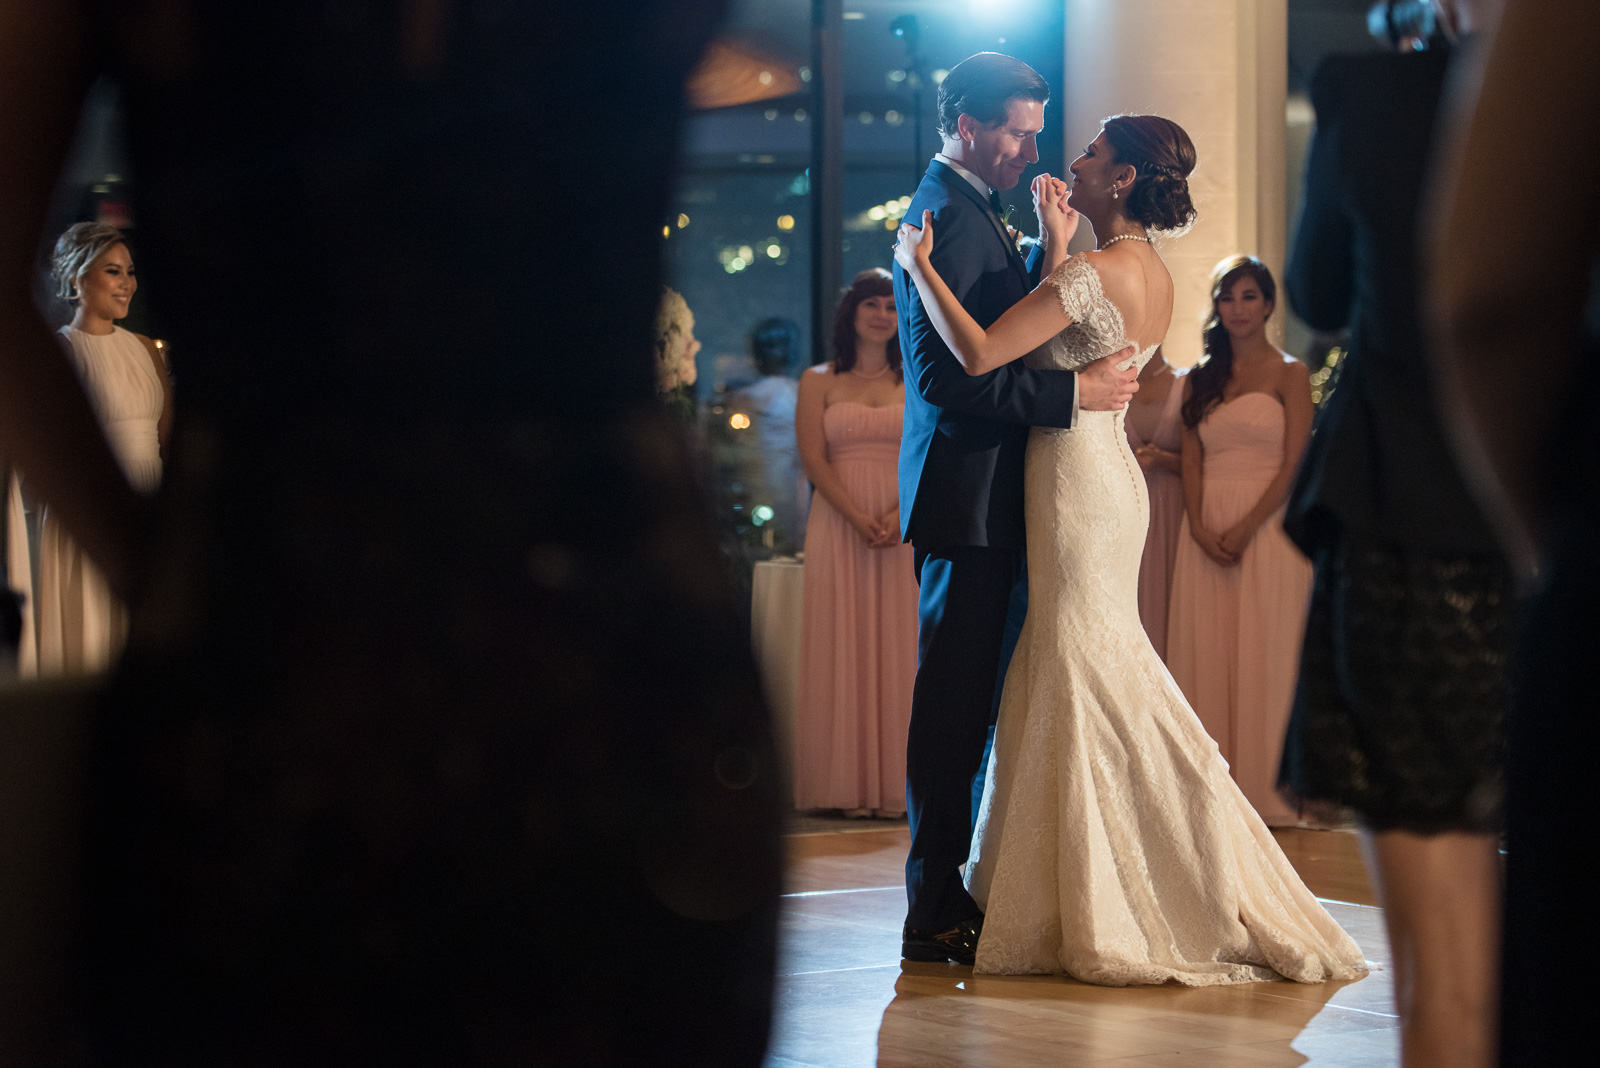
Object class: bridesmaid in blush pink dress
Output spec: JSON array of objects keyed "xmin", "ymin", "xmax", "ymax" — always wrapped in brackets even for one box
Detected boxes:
[
  {"xmin": 794, "ymin": 269, "xmax": 918, "ymax": 816},
  {"xmin": 1167, "ymin": 257, "xmax": 1313, "ymax": 827},
  {"xmin": 1124, "ymin": 349, "xmax": 1186, "ymax": 661}
]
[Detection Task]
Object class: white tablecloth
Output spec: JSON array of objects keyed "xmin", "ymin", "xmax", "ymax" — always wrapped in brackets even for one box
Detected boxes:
[{"xmin": 751, "ymin": 558, "xmax": 804, "ymax": 773}]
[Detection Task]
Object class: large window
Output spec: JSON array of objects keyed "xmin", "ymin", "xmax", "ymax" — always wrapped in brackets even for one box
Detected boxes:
[{"xmin": 666, "ymin": 0, "xmax": 1065, "ymax": 563}]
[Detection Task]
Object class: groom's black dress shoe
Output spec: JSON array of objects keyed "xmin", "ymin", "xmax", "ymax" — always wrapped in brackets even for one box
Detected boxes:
[{"xmin": 901, "ymin": 917, "xmax": 982, "ymax": 965}]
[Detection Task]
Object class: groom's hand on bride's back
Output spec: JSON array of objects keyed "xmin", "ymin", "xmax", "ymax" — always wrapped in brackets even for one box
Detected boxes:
[{"xmin": 1077, "ymin": 346, "xmax": 1140, "ymax": 410}]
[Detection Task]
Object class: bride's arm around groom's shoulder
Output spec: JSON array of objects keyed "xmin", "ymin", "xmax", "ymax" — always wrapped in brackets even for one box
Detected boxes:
[{"xmin": 896, "ymin": 209, "xmax": 1077, "ymax": 378}]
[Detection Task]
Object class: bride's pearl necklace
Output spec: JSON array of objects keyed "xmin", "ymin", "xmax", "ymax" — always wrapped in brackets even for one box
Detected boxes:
[
  {"xmin": 1098, "ymin": 233, "xmax": 1152, "ymax": 249},
  {"xmin": 851, "ymin": 364, "xmax": 891, "ymax": 379}
]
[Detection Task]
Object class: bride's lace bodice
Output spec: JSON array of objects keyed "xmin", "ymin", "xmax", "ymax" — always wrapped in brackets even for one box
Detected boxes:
[{"xmin": 1028, "ymin": 254, "xmax": 1159, "ymax": 374}]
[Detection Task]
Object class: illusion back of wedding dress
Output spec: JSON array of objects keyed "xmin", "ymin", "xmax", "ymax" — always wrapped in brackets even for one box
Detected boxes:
[{"xmin": 964, "ymin": 254, "xmax": 1366, "ymax": 985}]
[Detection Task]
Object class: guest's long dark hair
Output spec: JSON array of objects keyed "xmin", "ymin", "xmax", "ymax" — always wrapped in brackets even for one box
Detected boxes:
[
  {"xmin": 830, "ymin": 267, "xmax": 902, "ymax": 378},
  {"xmin": 1182, "ymin": 255, "xmax": 1277, "ymax": 429}
]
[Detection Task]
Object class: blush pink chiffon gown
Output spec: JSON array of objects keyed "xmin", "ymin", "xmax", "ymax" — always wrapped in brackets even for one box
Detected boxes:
[
  {"xmin": 795, "ymin": 401, "xmax": 918, "ymax": 815},
  {"xmin": 1124, "ymin": 370, "xmax": 1186, "ymax": 662},
  {"xmin": 1166, "ymin": 393, "xmax": 1312, "ymax": 827}
]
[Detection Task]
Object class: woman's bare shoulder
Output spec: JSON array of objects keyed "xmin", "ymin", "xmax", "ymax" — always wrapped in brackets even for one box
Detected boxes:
[
  {"xmin": 1079, "ymin": 248, "xmax": 1148, "ymax": 315},
  {"xmin": 802, "ymin": 361, "xmax": 841, "ymax": 393},
  {"xmin": 1273, "ymin": 350, "xmax": 1311, "ymax": 392}
]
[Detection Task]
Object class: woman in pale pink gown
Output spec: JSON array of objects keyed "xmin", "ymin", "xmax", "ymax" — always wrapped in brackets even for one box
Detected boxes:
[
  {"xmin": 1167, "ymin": 257, "xmax": 1313, "ymax": 827},
  {"xmin": 794, "ymin": 269, "xmax": 918, "ymax": 815},
  {"xmin": 1124, "ymin": 348, "xmax": 1185, "ymax": 661}
]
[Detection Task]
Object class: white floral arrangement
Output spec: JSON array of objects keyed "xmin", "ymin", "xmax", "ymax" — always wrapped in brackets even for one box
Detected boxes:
[{"xmin": 653, "ymin": 286, "xmax": 700, "ymax": 393}]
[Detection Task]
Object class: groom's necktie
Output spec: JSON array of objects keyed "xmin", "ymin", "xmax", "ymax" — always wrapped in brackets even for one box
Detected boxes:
[{"xmin": 988, "ymin": 189, "xmax": 1005, "ymax": 218}]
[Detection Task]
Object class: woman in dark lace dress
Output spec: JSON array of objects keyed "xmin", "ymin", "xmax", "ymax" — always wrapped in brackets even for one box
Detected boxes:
[
  {"xmin": 1273, "ymin": 2, "xmax": 1510, "ymax": 1068},
  {"xmin": 1278, "ymin": 2, "xmax": 1509, "ymax": 1066},
  {"xmin": 0, "ymin": 3, "xmax": 780, "ymax": 1065}
]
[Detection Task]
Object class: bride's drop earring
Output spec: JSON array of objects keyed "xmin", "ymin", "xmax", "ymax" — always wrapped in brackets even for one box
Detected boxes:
[{"xmin": 1110, "ymin": 185, "xmax": 1119, "ymax": 200}]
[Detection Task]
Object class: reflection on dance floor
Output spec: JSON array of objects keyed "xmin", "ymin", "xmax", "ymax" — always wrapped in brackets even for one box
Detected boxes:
[{"xmin": 771, "ymin": 823, "xmax": 1395, "ymax": 1068}]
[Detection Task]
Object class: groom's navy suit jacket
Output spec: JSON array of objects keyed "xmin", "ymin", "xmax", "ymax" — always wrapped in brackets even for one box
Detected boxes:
[{"xmin": 894, "ymin": 160, "xmax": 1079, "ymax": 550}]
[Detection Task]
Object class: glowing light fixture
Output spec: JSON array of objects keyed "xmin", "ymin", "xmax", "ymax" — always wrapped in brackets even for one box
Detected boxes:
[
  {"xmin": 729, "ymin": 413, "xmax": 752, "ymax": 430},
  {"xmin": 776, "ymin": 214, "xmax": 796, "ymax": 231},
  {"xmin": 686, "ymin": 41, "xmax": 801, "ymax": 110}
]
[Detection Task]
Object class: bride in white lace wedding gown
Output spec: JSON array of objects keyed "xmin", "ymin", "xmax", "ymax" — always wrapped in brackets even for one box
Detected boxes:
[{"xmin": 896, "ymin": 119, "xmax": 1367, "ymax": 986}]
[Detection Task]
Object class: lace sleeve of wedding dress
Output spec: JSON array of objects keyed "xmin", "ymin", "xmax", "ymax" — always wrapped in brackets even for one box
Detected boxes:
[{"xmin": 1032, "ymin": 254, "xmax": 1132, "ymax": 373}]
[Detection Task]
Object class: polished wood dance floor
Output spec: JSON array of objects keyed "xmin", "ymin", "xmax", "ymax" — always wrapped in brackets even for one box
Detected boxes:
[{"xmin": 768, "ymin": 822, "xmax": 1395, "ymax": 1067}]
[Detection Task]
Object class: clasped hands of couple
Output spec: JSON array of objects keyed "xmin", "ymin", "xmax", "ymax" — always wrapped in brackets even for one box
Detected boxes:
[{"xmin": 894, "ymin": 172, "xmax": 1141, "ymax": 412}]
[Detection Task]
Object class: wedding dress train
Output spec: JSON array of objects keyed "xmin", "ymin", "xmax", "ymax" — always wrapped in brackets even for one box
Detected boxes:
[{"xmin": 965, "ymin": 255, "xmax": 1367, "ymax": 985}]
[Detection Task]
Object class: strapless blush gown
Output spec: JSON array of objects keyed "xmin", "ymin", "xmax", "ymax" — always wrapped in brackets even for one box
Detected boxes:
[
  {"xmin": 795, "ymin": 402, "xmax": 918, "ymax": 815},
  {"xmin": 1124, "ymin": 370, "xmax": 1186, "ymax": 661},
  {"xmin": 1167, "ymin": 393, "xmax": 1313, "ymax": 827}
]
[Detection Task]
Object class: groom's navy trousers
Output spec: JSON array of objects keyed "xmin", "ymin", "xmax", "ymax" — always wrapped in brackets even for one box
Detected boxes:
[
  {"xmin": 905, "ymin": 545, "xmax": 1028, "ymax": 930},
  {"xmin": 895, "ymin": 160, "xmax": 1078, "ymax": 933}
]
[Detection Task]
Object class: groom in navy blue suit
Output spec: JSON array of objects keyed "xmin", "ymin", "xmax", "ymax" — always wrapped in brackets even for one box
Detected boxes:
[{"xmin": 894, "ymin": 52, "xmax": 1138, "ymax": 964}]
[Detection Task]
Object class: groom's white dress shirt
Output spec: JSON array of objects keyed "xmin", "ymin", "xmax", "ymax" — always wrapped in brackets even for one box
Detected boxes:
[{"xmin": 934, "ymin": 152, "xmax": 991, "ymax": 199}]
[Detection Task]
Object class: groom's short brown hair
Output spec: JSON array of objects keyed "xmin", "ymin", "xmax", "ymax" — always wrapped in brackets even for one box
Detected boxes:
[{"xmin": 936, "ymin": 52, "xmax": 1050, "ymax": 139}]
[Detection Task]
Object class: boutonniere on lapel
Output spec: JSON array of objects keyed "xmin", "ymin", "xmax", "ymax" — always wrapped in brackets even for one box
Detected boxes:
[{"xmin": 1001, "ymin": 205, "xmax": 1024, "ymax": 255}]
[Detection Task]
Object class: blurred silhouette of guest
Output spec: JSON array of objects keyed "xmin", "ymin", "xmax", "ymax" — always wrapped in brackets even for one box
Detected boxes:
[
  {"xmin": 794, "ymin": 270, "xmax": 917, "ymax": 816},
  {"xmin": 727, "ymin": 316, "xmax": 805, "ymax": 550},
  {"xmin": 1430, "ymin": 0, "xmax": 1599, "ymax": 1063},
  {"xmin": 0, "ymin": 465, "xmax": 21, "ymax": 675},
  {"xmin": 1167, "ymin": 257, "xmax": 1313, "ymax": 827},
  {"xmin": 1123, "ymin": 346, "xmax": 1185, "ymax": 660},
  {"xmin": 1368, "ymin": 0, "xmax": 1439, "ymax": 52},
  {"xmin": 25, "ymin": 223, "xmax": 171, "ymax": 677},
  {"xmin": 0, "ymin": 2, "xmax": 781, "ymax": 1065},
  {"xmin": 1276, "ymin": 2, "xmax": 1511, "ymax": 1063}
]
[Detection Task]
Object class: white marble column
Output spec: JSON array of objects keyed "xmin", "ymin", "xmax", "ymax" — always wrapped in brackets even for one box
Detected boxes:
[{"xmin": 1062, "ymin": 0, "xmax": 1288, "ymax": 366}]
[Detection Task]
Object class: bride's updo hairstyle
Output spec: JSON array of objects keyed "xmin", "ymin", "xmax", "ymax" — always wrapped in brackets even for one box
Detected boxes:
[
  {"xmin": 51, "ymin": 221, "xmax": 128, "ymax": 302},
  {"xmin": 1099, "ymin": 114, "xmax": 1197, "ymax": 234}
]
